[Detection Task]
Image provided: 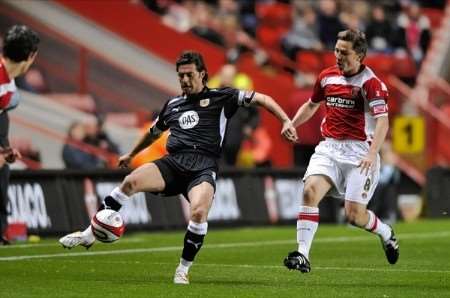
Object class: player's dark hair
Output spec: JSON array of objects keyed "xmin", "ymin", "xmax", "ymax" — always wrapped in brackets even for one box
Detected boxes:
[
  {"xmin": 2, "ymin": 25, "xmax": 40, "ymax": 63},
  {"xmin": 337, "ymin": 29, "xmax": 367, "ymax": 61},
  {"xmin": 176, "ymin": 51, "xmax": 208, "ymax": 84}
]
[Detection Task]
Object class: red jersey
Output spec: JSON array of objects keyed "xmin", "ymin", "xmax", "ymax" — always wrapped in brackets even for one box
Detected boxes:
[
  {"xmin": 310, "ymin": 65, "xmax": 388, "ymax": 141},
  {"xmin": 0, "ymin": 60, "xmax": 17, "ymax": 110}
]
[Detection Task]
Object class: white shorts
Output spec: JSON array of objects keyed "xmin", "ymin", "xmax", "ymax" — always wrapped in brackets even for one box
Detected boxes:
[{"xmin": 304, "ymin": 138, "xmax": 380, "ymax": 205}]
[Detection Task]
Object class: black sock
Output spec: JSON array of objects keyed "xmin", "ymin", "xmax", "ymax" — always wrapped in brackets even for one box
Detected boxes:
[
  {"xmin": 97, "ymin": 196, "xmax": 122, "ymax": 212},
  {"xmin": 181, "ymin": 230, "xmax": 205, "ymax": 262}
]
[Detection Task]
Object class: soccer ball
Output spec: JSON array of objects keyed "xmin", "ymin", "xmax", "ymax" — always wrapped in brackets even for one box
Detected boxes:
[{"xmin": 91, "ymin": 209, "xmax": 125, "ymax": 243}]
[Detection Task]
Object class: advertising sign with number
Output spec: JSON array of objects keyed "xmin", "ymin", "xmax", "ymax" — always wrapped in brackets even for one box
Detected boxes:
[{"xmin": 393, "ymin": 116, "xmax": 425, "ymax": 154}]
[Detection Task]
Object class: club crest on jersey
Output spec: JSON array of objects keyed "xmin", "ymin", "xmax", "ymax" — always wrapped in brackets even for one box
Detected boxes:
[
  {"xmin": 199, "ymin": 98, "xmax": 210, "ymax": 107},
  {"xmin": 179, "ymin": 110, "xmax": 199, "ymax": 129},
  {"xmin": 351, "ymin": 86, "xmax": 361, "ymax": 98}
]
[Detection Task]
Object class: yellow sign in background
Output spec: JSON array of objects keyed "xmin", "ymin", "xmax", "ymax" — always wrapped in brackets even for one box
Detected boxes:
[{"xmin": 393, "ymin": 116, "xmax": 425, "ymax": 154}]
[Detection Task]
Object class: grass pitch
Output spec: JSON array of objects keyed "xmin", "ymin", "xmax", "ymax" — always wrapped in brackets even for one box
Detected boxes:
[{"xmin": 1, "ymin": 219, "xmax": 449, "ymax": 298}]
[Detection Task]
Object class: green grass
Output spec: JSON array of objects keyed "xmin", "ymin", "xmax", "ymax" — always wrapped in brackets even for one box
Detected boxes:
[{"xmin": 1, "ymin": 219, "xmax": 450, "ymax": 298}]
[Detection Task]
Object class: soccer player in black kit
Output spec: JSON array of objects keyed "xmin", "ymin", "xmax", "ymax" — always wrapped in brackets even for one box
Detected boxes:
[{"xmin": 60, "ymin": 51, "xmax": 297, "ymax": 284}]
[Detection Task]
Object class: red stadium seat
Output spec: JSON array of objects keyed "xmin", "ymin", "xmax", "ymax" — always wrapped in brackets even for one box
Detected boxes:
[
  {"xmin": 257, "ymin": 25, "xmax": 283, "ymax": 50},
  {"xmin": 364, "ymin": 54, "xmax": 394, "ymax": 74},
  {"xmin": 392, "ymin": 56, "xmax": 417, "ymax": 78},
  {"xmin": 256, "ymin": 2, "xmax": 291, "ymax": 51},
  {"xmin": 322, "ymin": 51, "xmax": 336, "ymax": 68},
  {"xmin": 296, "ymin": 51, "xmax": 322, "ymax": 73}
]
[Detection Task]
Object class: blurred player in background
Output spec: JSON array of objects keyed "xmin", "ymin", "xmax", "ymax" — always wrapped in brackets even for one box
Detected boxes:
[
  {"xmin": 284, "ymin": 29, "xmax": 399, "ymax": 273},
  {"xmin": 0, "ymin": 25, "xmax": 39, "ymax": 245},
  {"xmin": 60, "ymin": 51, "xmax": 297, "ymax": 284}
]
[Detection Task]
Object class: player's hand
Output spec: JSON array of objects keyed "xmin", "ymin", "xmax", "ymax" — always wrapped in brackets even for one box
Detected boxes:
[
  {"xmin": 118, "ymin": 153, "xmax": 133, "ymax": 168},
  {"xmin": 0, "ymin": 153, "xmax": 5, "ymax": 167},
  {"xmin": 2, "ymin": 147, "xmax": 21, "ymax": 163},
  {"xmin": 358, "ymin": 152, "xmax": 376, "ymax": 176},
  {"xmin": 281, "ymin": 120, "xmax": 298, "ymax": 143}
]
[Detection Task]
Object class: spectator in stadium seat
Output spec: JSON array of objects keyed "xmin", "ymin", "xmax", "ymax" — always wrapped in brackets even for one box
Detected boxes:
[
  {"xmin": 83, "ymin": 115, "xmax": 120, "ymax": 155},
  {"xmin": 365, "ymin": 5, "xmax": 395, "ymax": 53},
  {"xmin": 0, "ymin": 25, "xmax": 39, "ymax": 245},
  {"xmin": 281, "ymin": 5, "xmax": 323, "ymax": 60},
  {"xmin": 394, "ymin": 1, "xmax": 431, "ymax": 65},
  {"xmin": 316, "ymin": 0, "xmax": 345, "ymax": 50},
  {"xmin": 284, "ymin": 29, "xmax": 399, "ymax": 273},
  {"xmin": 59, "ymin": 51, "xmax": 297, "ymax": 284},
  {"xmin": 189, "ymin": 2, "xmax": 225, "ymax": 47},
  {"xmin": 62, "ymin": 121, "xmax": 106, "ymax": 170}
]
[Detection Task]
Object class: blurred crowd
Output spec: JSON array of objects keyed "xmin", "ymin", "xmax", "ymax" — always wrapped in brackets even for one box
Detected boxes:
[{"xmin": 144, "ymin": 0, "xmax": 440, "ymax": 67}]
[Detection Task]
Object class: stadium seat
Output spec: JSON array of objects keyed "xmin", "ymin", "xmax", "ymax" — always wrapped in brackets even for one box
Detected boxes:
[
  {"xmin": 105, "ymin": 112, "xmax": 139, "ymax": 127},
  {"xmin": 322, "ymin": 52, "xmax": 336, "ymax": 68},
  {"xmin": 296, "ymin": 51, "xmax": 322, "ymax": 73},
  {"xmin": 256, "ymin": 2, "xmax": 291, "ymax": 51},
  {"xmin": 392, "ymin": 57, "xmax": 417, "ymax": 78},
  {"xmin": 364, "ymin": 54, "xmax": 394, "ymax": 74},
  {"xmin": 46, "ymin": 93, "xmax": 97, "ymax": 113}
]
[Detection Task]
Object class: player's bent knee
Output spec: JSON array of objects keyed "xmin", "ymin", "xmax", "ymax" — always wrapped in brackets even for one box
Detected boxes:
[
  {"xmin": 303, "ymin": 185, "xmax": 318, "ymax": 205},
  {"xmin": 190, "ymin": 207, "xmax": 208, "ymax": 223},
  {"xmin": 121, "ymin": 174, "xmax": 139, "ymax": 194},
  {"xmin": 345, "ymin": 207, "xmax": 364, "ymax": 226}
]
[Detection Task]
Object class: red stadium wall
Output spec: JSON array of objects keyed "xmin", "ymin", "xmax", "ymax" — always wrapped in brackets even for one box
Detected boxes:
[{"xmin": 56, "ymin": 0, "xmax": 294, "ymax": 167}]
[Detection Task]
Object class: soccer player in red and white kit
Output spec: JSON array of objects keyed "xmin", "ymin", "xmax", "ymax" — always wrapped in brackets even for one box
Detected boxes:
[
  {"xmin": 284, "ymin": 29, "xmax": 399, "ymax": 273},
  {"xmin": 0, "ymin": 25, "xmax": 39, "ymax": 244}
]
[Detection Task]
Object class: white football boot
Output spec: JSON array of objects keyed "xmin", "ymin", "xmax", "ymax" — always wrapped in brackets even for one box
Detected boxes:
[
  {"xmin": 173, "ymin": 268, "xmax": 189, "ymax": 285},
  {"xmin": 59, "ymin": 229, "xmax": 95, "ymax": 249}
]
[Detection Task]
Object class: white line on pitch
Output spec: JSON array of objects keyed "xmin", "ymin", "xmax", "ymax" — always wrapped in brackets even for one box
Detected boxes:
[
  {"xmin": 29, "ymin": 259, "xmax": 450, "ymax": 275},
  {"xmin": 0, "ymin": 237, "xmax": 145, "ymax": 249},
  {"xmin": 0, "ymin": 230, "xmax": 449, "ymax": 262}
]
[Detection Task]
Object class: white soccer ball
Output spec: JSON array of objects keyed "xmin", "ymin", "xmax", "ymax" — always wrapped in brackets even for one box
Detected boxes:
[{"xmin": 91, "ymin": 209, "xmax": 125, "ymax": 243}]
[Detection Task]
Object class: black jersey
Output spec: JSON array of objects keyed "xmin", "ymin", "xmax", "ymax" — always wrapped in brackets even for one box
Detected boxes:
[{"xmin": 153, "ymin": 87, "xmax": 255, "ymax": 158}]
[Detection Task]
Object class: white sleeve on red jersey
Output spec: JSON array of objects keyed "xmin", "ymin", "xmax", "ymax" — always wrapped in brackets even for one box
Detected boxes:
[
  {"xmin": 310, "ymin": 73, "xmax": 325, "ymax": 103},
  {"xmin": 0, "ymin": 80, "xmax": 17, "ymax": 110},
  {"xmin": 363, "ymin": 77, "xmax": 389, "ymax": 118}
]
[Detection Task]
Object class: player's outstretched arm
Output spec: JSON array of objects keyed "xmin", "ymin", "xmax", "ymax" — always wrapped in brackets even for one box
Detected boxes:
[
  {"xmin": 118, "ymin": 126, "xmax": 163, "ymax": 168},
  {"xmin": 252, "ymin": 92, "xmax": 297, "ymax": 143},
  {"xmin": 292, "ymin": 99, "xmax": 321, "ymax": 128}
]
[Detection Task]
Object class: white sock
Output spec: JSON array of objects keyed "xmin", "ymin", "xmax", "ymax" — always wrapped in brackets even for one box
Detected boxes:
[
  {"xmin": 81, "ymin": 226, "xmax": 95, "ymax": 242},
  {"xmin": 297, "ymin": 206, "xmax": 319, "ymax": 259},
  {"xmin": 187, "ymin": 220, "xmax": 208, "ymax": 235},
  {"xmin": 110, "ymin": 187, "xmax": 130, "ymax": 204},
  {"xmin": 365, "ymin": 210, "xmax": 392, "ymax": 241},
  {"xmin": 178, "ymin": 258, "xmax": 193, "ymax": 274}
]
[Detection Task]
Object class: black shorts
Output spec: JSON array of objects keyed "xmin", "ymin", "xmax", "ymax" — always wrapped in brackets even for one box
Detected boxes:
[{"xmin": 153, "ymin": 152, "xmax": 218, "ymax": 199}]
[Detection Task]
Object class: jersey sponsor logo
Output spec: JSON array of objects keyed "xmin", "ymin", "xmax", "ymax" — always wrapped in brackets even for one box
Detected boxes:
[
  {"xmin": 179, "ymin": 110, "xmax": 199, "ymax": 129},
  {"xmin": 199, "ymin": 98, "xmax": 210, "ymax": 107},
  {"xmin": 326, "ymin": 96, "xmax": 355, "ymax": 109}
]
